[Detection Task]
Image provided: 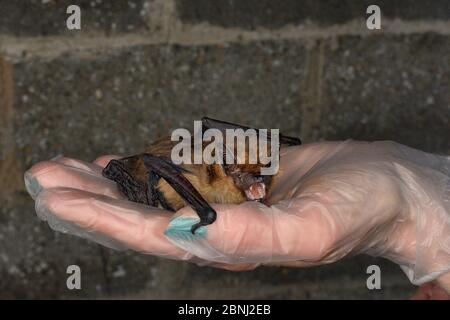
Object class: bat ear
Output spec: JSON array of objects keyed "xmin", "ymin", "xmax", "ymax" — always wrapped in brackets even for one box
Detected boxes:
[
  {"xmin": 201, "ymin": 117, "xmax": 250, "ymax": 134},
  {"xmin": 201, "ymin": 117, "xmax": 302, "ymax": 146}
]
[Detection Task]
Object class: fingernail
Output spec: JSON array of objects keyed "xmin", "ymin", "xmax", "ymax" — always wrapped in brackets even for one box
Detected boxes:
[
  {"xmin": 164, "ymin": 217, "xmax": 206, "ymax": 240},
  {"xmin": 24, "ymin": 171, "xmax": 42, "ymax": 200},
  {"xmin": 47, "ymin": 217, "xmax": 70, "ymax": 234}
]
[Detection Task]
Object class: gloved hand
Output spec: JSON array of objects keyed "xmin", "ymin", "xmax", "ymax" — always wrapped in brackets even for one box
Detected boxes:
[{"xmin": 24, "ymin": 140, "xmax": 450, "ymax": 293}]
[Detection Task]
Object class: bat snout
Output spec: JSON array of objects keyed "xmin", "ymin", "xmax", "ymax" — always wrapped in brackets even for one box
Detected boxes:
[{"xmin": 245, "ymin": 182, "xmax": 266, "ymax": 201}]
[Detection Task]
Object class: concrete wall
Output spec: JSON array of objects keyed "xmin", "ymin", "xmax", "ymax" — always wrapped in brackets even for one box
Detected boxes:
[{"xmin": 0, "ymin": 0, "xmax": 449, "ymax": 299}]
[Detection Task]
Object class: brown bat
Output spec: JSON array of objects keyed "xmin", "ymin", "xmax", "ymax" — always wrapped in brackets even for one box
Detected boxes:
[{"xmin": 102, "ymin": 117, "xmax": 301, "ymax": 234}]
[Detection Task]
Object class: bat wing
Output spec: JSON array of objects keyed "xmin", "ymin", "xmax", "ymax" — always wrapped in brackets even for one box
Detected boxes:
[
  {"xmin": 102, "ymin": 158, "xmax": 149, "ymax": 204},
  {"xmin": 201, "ymin": 116, "xmax": 302, "ymax": 146},
  {"xmin": 143, "ymin": 154, "xmax": 217, "ymax": 234}
]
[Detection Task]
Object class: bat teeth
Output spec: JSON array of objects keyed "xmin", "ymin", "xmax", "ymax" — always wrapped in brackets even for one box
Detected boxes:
[{"xmin": 245, "ymin": 182, "xmax": 266, "ymax": 201}]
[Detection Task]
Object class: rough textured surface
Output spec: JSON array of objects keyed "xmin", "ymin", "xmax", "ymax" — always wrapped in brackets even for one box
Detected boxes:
[
  {"xmin": 11, "ymin": 42, "xmax": 307, "ymax": 167},
  {"xmin": 314, "ymin": 34, "xmax": 450, "ymax": 152},
  {"xmin": 0, "ymin": 1, "xmax": 448, "ymax": 299},
  {"xmin": 176, "ymin": 0, "xmax": 450, "ymax": 29}
]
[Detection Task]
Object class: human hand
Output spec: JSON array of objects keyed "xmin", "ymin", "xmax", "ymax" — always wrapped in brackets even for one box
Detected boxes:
[
  {"xmin": 411, "ymin": 281, "xmax": 450, "ymax": 300},
  {"xmin": 25, "ymin": 140, "xmax": 450, "ymax": 292}
]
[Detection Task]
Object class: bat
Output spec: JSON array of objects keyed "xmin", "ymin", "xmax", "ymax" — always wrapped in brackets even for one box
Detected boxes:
[{"xmin": 102, "ymin": 117, "xmax": 301, "ymax": 234}]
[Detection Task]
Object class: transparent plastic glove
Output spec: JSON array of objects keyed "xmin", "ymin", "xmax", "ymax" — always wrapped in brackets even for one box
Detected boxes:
[
  {"xmin": 24, "ymin": 156, "xmax": 192, "ymax": 260},
  {"xmin": 25, "ymin": 140, "xmax": 450, "ymax": 292},
  {"xmin": 411, "ymin": 282, "xmax": 450, "ymax": 300}
]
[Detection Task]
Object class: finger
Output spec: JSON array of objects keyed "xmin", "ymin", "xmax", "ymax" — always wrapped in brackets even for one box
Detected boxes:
[
  {"xmin": 53, "ymin": 156, "xmax": 104, "ymax": 175},
  {"xmin": 411, "ymin": 281, "xmax": 450, "ymax": 300},
  {"xmin": 94, "ymin": 155, "xmax": 121, "ymax": 168},
  {"xmin": 204, "ymin": 262, "xmax": 259, "ymax": 271},
  {"xmin": 24, "ymin": 159, "xmax": 123, "ymax": 200},
  {"xmin": 35, "ymin": 187, "xmax": 191, "ymax": 260},
  {"xmin": 410, "ymin": 282, "xmax": 434, "ymax": 300},
  {"xmin": 184, "ymin": 256, "xmax": 258, "ymax": 271},
  {"xmin": 164, "ymin": 196, "xmax": 335, "ymax": 265},
  {"xmin": 436, "ymin": 273, "xmax": 450, "ymax": 297},
  {"xmin": 429, "ymin": 285, "xmax": 450, "ymax": 300}
]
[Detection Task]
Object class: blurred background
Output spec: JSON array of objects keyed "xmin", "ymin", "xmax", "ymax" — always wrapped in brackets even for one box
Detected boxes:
[{"xmin": 0, "ymin": 0, "xmax": 449, "ymax": 299}]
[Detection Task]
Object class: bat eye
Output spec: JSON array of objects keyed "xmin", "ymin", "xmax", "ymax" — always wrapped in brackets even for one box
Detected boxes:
[{"xmin": 255, "ymin": 175, "xmax": 264, "ymax": 182}]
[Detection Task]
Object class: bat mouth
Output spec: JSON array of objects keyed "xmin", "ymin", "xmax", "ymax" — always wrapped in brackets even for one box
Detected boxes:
[{"xmin": 245, "ymin": 182, "xmax": 266, "ymax": 201}]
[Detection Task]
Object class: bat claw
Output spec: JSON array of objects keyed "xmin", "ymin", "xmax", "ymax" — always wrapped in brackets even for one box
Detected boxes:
[
  {"xmin": 190, "ymin": 223, "xmax": 203, "ymax": 235},
  {"xmin": 190, "ymin": 208, "xmax": 217, "ymax": 234}
]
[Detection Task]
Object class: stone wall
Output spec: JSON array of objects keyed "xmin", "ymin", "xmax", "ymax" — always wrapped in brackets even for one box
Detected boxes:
[{"xmin": 0, "ymin": 0, "xmax": 449, "ymax": 299}]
